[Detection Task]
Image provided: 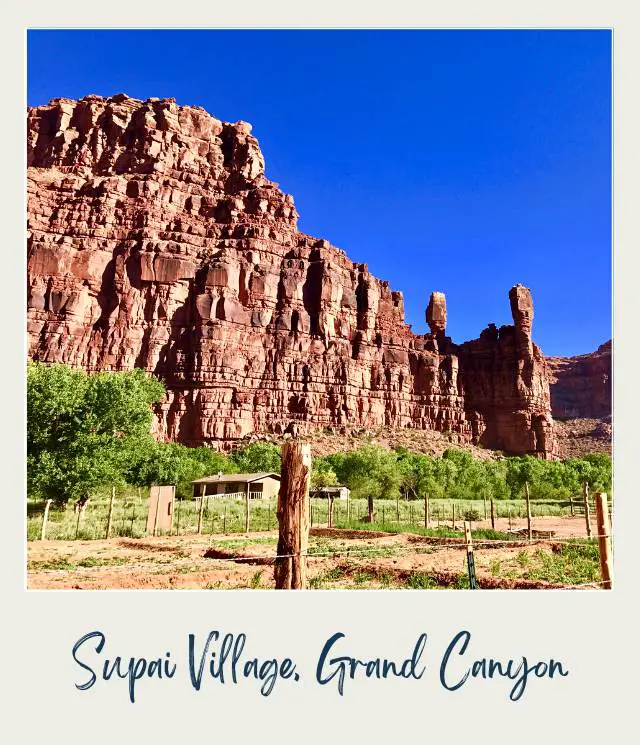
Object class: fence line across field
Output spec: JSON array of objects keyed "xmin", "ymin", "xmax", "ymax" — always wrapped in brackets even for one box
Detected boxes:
[{"xmin": 31, "ymin": 492, "xmax": 612, "ymax": 543}]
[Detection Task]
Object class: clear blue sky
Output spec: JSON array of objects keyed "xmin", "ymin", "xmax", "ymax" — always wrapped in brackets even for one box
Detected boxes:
[{"xmin": 27, "ymin": 29, "xmax": 611, "ymax": 357}]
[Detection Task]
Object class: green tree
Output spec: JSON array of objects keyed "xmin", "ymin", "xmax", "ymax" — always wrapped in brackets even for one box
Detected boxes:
[
  {"xmin": 230, "ymin": 442, "xmax": 281, "ymax": 474},
  {"xmin": 311, "ymin": 457, "xmax": 339, "ymax": 489},
  {"xmin": 27, "ymin": 363, "xmax": 166, "ymax": 502},
  {"xmin": 336, "ymin": 445, "xmax": 402, "ymax": 500}
]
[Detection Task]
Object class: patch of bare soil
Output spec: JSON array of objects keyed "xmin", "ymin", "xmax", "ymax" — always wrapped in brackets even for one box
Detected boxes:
[{"xmin": 27, "ymin": 515, "xmax": 598, "ymax": 590}]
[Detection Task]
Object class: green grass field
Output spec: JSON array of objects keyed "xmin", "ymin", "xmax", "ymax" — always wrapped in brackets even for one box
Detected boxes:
[{"xmin": 26, "ymin": 489, "xmax": 602, "ymax": 542}]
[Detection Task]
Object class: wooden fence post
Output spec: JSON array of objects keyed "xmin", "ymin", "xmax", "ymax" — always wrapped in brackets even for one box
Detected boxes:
[
  {"xmin": 197, "ymin": 494, "xmax": 205, "ymax": 535},
  {"xmin": 524, "ymin": 481, "xmax": 532, "ymax": 541},
  {"xmin": 40, "ymin": 499, "xmax": 53, "ymax": 540},
  {"xmin": 396, "ymin": 497, "xmax": 400, "ymax": 524},
  {"xmin": 569, "ymin": 497, "xmax": 574, "ymax": 517},
  {"xmin": 274, "ymin": 442, "xmax": 311, "ymax": 590},
  {"xmin": 75, "ymin": 505, "xmax": 82, "ymax": 540},
  {"xmin": 595, "ymin": 492, "xmax": 613, "ymax": 589},
  {"xmin": 328, "ymin": 496, "xmax": 334, "ymax": 528},
  {"xmin": 464, "ymin": 521, "xmax": 478, "ymax": 589},
  {"xmin": 245, "ymin": 482, "xmax": 250, "ymax": 534},
  {"xmin": 367, "ymin": 495, "xmax": 374, "ymax": 523},
  {"xmin": 130, "ymin": 501, "xmax": 136, "ymax": 536},
  {"xmin": 424, "ymin": 495, "xmax": 428, "ymax": 528},
  {"xmin": 583, "ymin": 482, "xmax": 593, "ymax": 539},
  {"xmin": 490, "ymin": 499, "xmax": 496, "ymax": 530},
  {"xmin": 105, "ymin": 487, "xmax": 116, "ymax": 539}
]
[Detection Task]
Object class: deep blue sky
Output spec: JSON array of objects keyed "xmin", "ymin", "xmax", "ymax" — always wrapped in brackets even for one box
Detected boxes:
[{"xmin": 27, "ymin": 30, "xmax": 611, "ymax": 356}]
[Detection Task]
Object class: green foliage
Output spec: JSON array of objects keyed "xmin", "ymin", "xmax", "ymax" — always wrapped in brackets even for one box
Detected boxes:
[
  {"xmin": 331, "ymin": 444, "xmax": 402, "ymax": 500},
  {"xmin": 27, "ymin": 363, "xmax": 166, "ymax": 502},
  {"xmin": 311, "ymin": 457, "xmax": 339, "ymax": 489},
  {"xmin": 27, "ymin": 363, "xmax": 612, "ymax": 510},
  {"xmin": 229, "ymin": 443, "xmax": 281, "ymax": 474}
]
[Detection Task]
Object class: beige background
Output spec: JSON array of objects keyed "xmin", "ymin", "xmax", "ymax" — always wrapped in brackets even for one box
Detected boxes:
[{"xmin": 3, "ymin": 3, "xmax": 638, "ymax": 743}]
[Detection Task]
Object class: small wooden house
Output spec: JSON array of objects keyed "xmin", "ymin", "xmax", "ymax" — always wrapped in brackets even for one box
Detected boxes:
[{"xmin": 192, "ymin": 472, "xmax": 281, "ymax": 501}]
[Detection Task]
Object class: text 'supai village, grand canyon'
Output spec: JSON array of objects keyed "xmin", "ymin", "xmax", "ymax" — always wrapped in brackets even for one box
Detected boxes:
[{"xmin": 26, "ymin": 93, "xmax": 612, "ymax": 591}]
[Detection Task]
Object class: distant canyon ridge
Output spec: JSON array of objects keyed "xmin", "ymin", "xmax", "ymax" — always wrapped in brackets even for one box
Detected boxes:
[{"xmin": 26, "ymin": 94, "xmax": 610, "ymax": 458}]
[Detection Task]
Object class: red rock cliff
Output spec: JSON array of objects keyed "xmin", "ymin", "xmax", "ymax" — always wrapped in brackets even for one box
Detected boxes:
[
  {"xmin": 27, "ymin": 94, "xmax": 557, "ymax": 457},
  {"xmin": 546, "ymin": 341, "xmax": 611, "ymax": 419}
]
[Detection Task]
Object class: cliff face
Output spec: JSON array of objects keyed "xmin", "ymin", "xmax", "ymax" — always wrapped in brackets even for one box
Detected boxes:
[
  {"xmin": 27, "ymin": 94, "xmax": 557, "ymax": 457},
  {"xmin": 547, "ymin": 341, "xmax": 612, "ymax": 420}
]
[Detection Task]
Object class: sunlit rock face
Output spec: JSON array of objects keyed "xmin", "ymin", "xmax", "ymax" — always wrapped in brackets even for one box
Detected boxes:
[
  {"xmin": 547, "ymin": 341, "xmax": 611, "ymax": 420},
  {"xmin": 27, "ymin": 95, "xmax": 557, "ymax": 457}
]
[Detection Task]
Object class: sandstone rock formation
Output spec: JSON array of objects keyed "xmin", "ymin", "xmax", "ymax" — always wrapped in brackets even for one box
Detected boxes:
[
  {"xmin": 27, "ymin": 94, "xmax": 557, "ymax": 457},
  {"xmin": 547, "ymin": 341, "xmax": 612, "ymax": 420}
]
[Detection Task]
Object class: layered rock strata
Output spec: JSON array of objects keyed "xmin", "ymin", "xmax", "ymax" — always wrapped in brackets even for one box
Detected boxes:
[
  {"xmin": 547, "ymin": 341, "xmax": 612, "ymax": 420},
  {"xmin": 27, "ymin": 94, "xmax": 557, "ymax": 457}
]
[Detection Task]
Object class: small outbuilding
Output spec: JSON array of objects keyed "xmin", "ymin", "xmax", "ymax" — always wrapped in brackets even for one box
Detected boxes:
[
  {"xmin": 310, "ymin": 485, "xmax": 350, "ymax": 500},
  {"xmin": 192, "ymin": 472, "xmax": 281, "ymax": 501}
]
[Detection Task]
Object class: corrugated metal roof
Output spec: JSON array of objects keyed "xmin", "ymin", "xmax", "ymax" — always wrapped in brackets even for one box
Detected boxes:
[{"xmin": 191, "ymin": 472, "xmax": 281, "ymax": 484}]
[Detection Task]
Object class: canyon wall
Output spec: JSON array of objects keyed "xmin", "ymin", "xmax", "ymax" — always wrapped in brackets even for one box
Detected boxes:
[
  {"xmin": 27, "ymin": 94, "xmax": 557, "ymax": 457},
  {"xmin": 547, "ymin": 341, "xmax": 612, "ymax": 420}
]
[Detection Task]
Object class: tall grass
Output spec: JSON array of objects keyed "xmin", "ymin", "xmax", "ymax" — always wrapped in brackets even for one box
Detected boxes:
[{"xmin": 27, "ymin": 493, "xmax": 604, "ymax": 542}]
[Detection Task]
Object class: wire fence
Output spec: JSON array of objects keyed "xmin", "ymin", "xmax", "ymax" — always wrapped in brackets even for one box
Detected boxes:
[{"xmin": 27, "ymin": 492, "xmax": 613, "ymax": 542}]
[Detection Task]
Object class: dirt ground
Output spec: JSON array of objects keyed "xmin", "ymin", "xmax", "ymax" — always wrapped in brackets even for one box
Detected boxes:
[{"xmin": 27, "ymin": 514, "xmax": 600, "ymax": 590}]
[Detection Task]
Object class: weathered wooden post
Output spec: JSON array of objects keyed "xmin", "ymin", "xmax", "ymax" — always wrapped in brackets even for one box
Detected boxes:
[
  {"xmin": 130, "ymin": 502, "xmax": 136, "ymax": 536},
  {"xmin": 197, "ymin": 497, "xmax": 205, "ymax": 535},
  {"xmin": 197, "ymin": 484, "xmax": 206, "ymax": 534},
  {"xmin": 569, "ymin": 497, "xmax": 574, "ymax": 516},
  {"xmin": 524, "ymin": 481, "xmax": 532, "ymax": 541},
  {"xmin": 245, "ymin": 482, "xmax": 250, "ymax": 534},
  {"xmin": 274, "ymin": 442, "xmax": 311, "ymax": 590},
  {"xmin": 595, "ymin": 492, "xmax": 613, "ymax": 589},
  {"xmin": 583, "ymin": 482, "xmax": 593, "ymax": 539},
  {"xmin": 396, "ymin": 497, "xmax": 400, "ymax": 524},
  {"xmin": 424, "ymin": 495, "xmax": 428, "ymax": 528},
  {"xmin": 105, "ymin": 487, "xmax": 116, "ymax": 539},
  {"xmin": 40, "ymin": 499, "xmax": 53, "ymax": 541},
  {"xmin": 367, "ymin": 494, "xmax": 374, "ymax": 523},
  {"xmin": 74, "ymin": 504, "xmax": 83, "ymax": 540},
  {"xmin": 490, "ymin": 499, "xmax": 496, "ymax": 530},
  {"xmin": 328, "ymin": 496, "xmax": 334, "ymax": 528}
]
